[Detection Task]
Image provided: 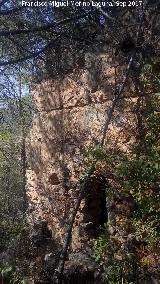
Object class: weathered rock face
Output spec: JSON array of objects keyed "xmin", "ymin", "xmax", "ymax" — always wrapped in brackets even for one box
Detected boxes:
[{"xmin": 26, "ymin": 50, "xmax": 142, "ymax": 280}]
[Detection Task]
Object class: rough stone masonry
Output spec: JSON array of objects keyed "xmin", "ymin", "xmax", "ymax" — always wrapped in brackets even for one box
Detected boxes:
[{"xmin": 26, "ymin": 49, "xmax": 142, "ymax": 282}]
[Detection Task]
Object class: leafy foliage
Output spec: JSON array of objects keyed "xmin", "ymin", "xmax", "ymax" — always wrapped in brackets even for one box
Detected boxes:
[
  {"xmin": 117, "ymin": 111, "xmax": 160, "ymax": 244},
  {"xmin": 0, "ymin": 88, "xmax": 32, "ymax": 283},
  {"xmin": 93, "ymin": 95, "xmax": 160, "ymax": 283}
]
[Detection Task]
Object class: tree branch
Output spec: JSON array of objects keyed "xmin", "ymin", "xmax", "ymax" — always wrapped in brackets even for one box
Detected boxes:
[
  {"xmin": 0, "ymin": 12, "xmax": 92, "ymax": 37},
  {"xmin": 88, "ymin": 0, "xmax": 115, "ymax": 20},
  {"xmin": 0, "ymin": 36, "xmax": 60, "ymax": 67}
]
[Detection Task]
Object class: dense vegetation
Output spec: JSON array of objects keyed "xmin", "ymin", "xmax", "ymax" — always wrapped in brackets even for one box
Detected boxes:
[
  {"xmin": 94, "ymin": 103, "xmax": 160, "ymax": 283},
  {"xmin": 0, "ymin": 82, "xmax": 32, "ymax": 283}
]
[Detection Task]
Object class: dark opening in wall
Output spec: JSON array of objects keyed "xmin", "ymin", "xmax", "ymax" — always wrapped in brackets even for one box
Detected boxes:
[
  {"xmin": 63, "ymin": 267, "xmax": 95, "ymax": 284},
  {"xmin": 82, "ymin": 175, "xmax": 108, "ymax": 238}
]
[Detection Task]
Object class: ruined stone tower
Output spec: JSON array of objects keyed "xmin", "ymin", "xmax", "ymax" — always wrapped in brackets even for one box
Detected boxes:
[{"xmin": 26, "ymin": 49, "xmax": 141, "ymax": 282}]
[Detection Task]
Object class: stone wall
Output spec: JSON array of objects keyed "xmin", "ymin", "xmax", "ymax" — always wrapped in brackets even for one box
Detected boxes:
[{"xmin": 26, "ymin": 50, "xmax": 142, "ymax": 280}]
